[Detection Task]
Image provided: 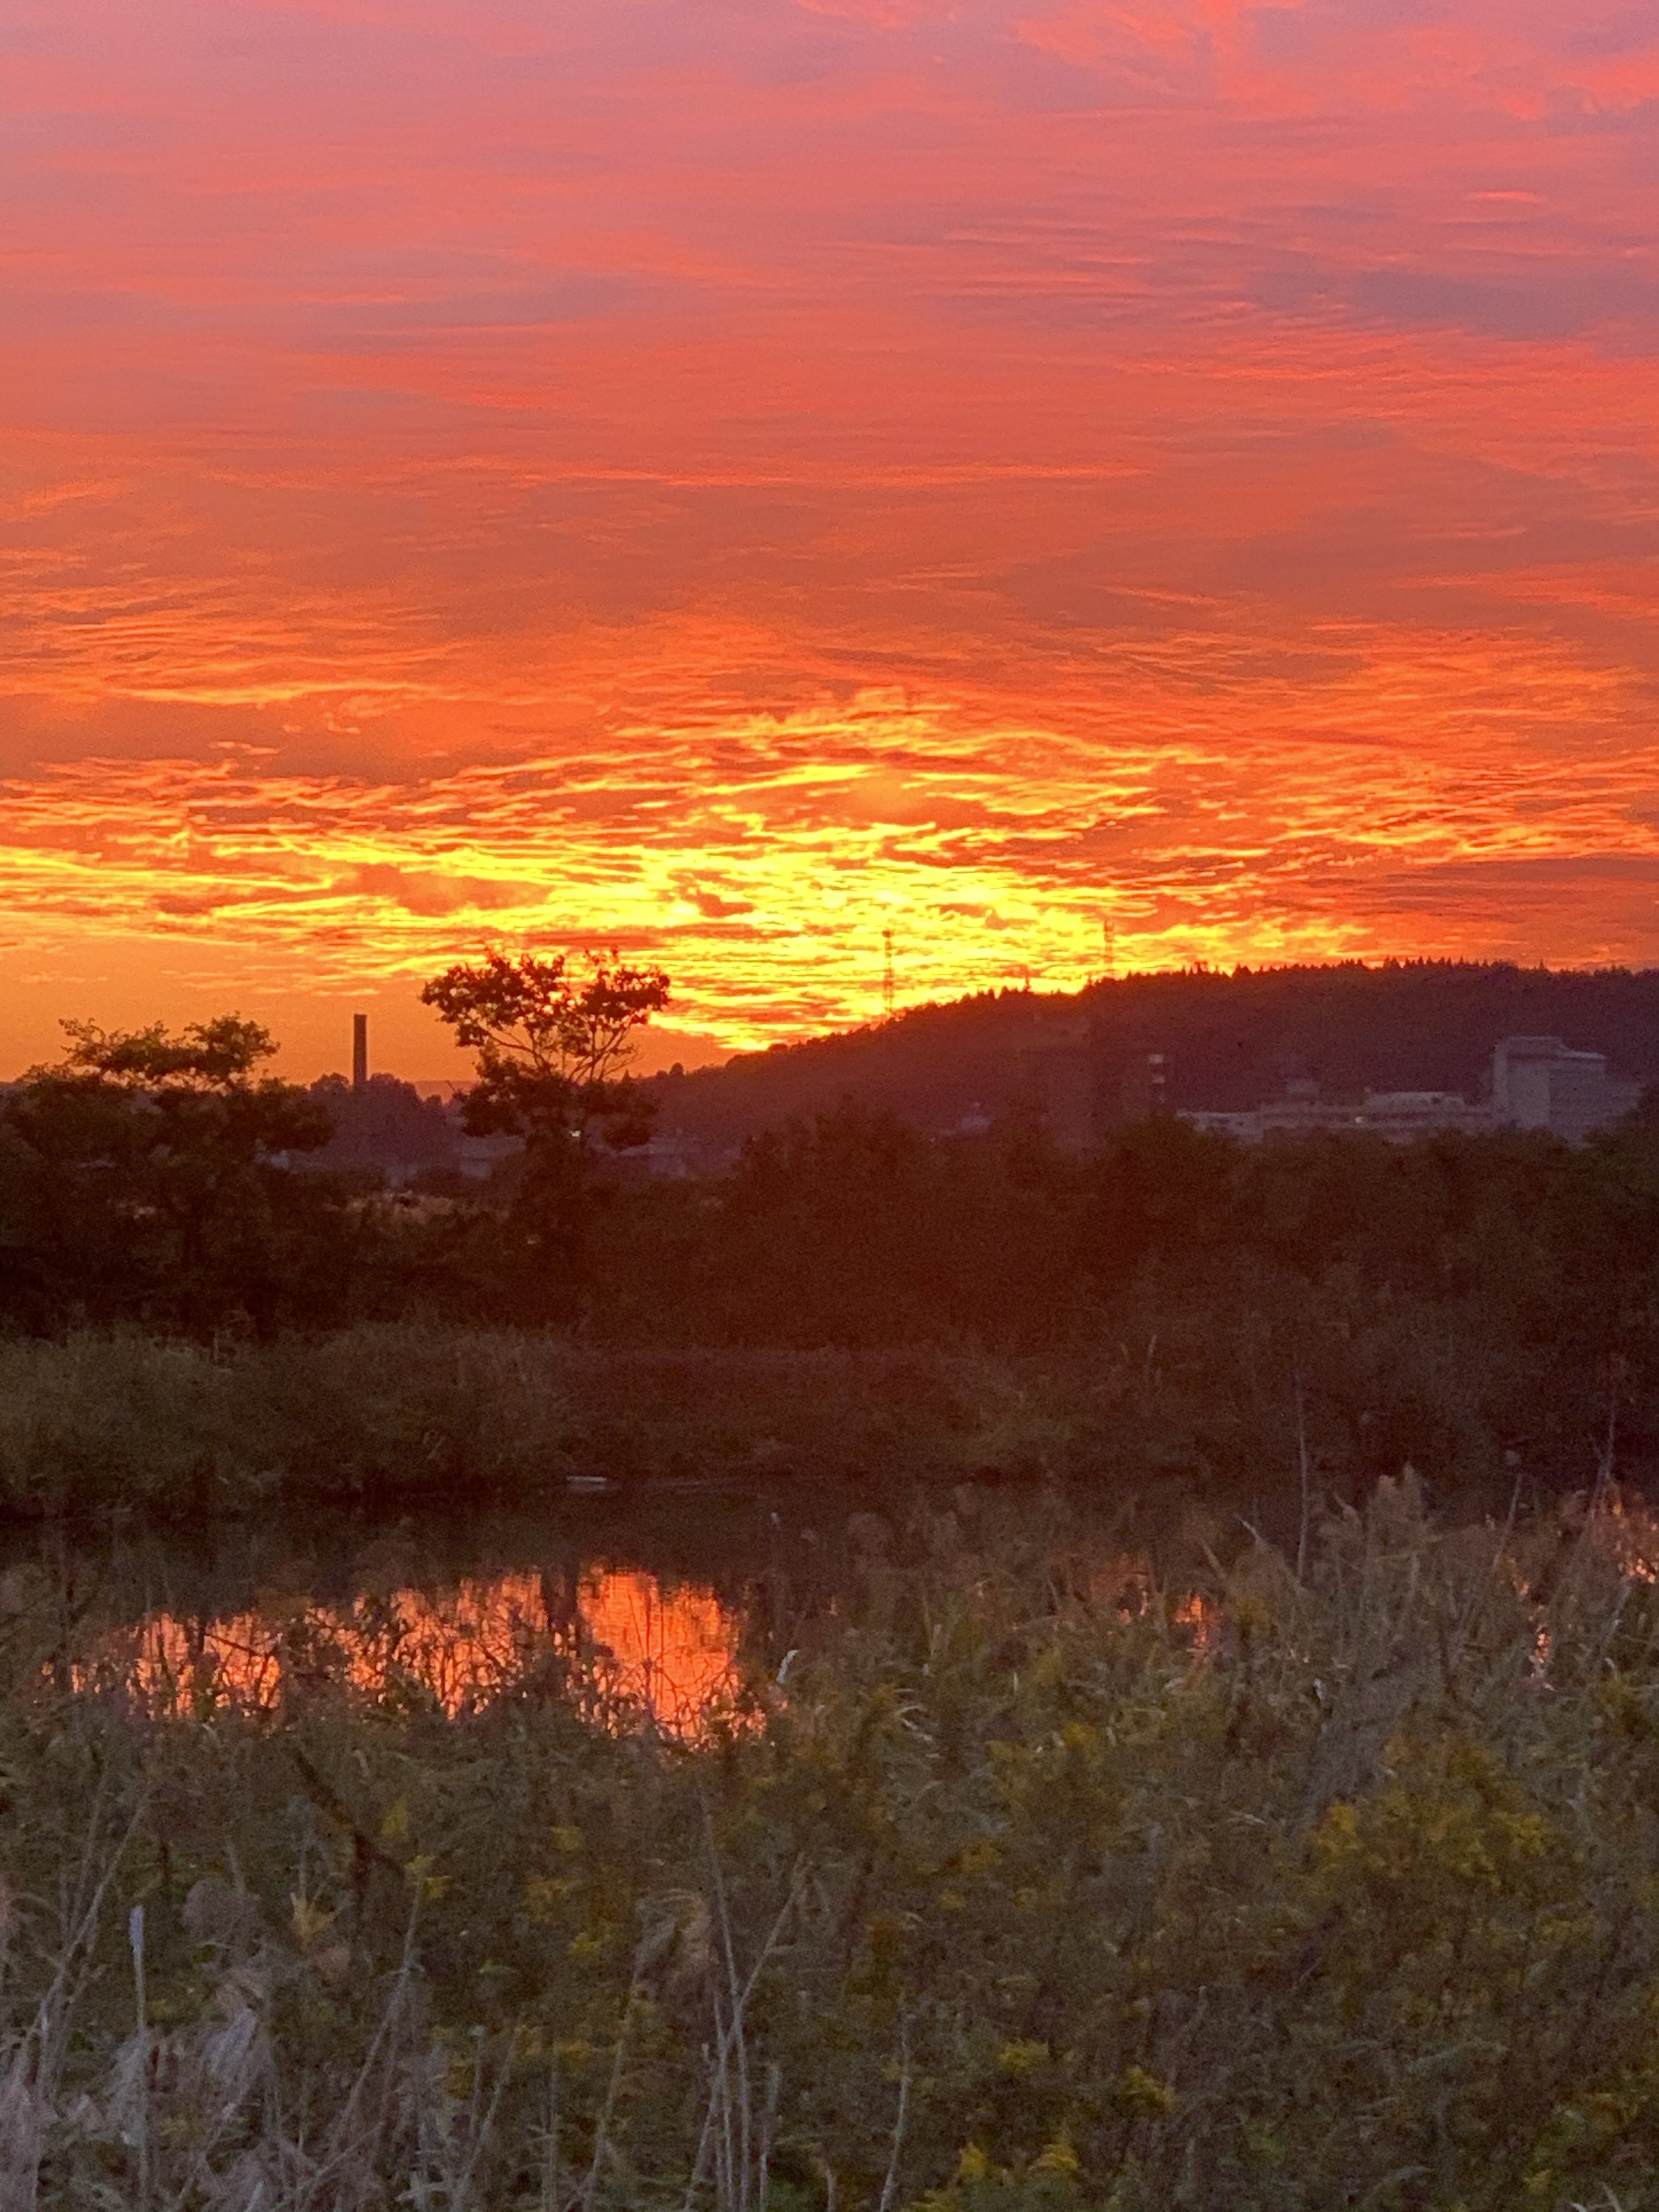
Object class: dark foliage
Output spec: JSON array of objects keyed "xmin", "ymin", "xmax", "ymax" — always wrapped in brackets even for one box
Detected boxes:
[
  {"xmin": 9, "ymin": 979, "xmax": 1659, "ymax": 1506},
  {"xmin": 0, "ymin": 1018, "xmax": 351, "ymax": 1335},
  {"xmin": 308, "ymin": 1073, "xmax": 459, "ymax": 1180},
  {"xmin": 418, "ymin": 948, "xmax": 670, "ymax": 1322}
]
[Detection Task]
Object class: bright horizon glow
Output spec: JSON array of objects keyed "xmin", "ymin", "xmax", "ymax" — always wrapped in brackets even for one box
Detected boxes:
[{"xmin": 5, "ymin": 0, "xmax": 1659, "ymax": 1079}]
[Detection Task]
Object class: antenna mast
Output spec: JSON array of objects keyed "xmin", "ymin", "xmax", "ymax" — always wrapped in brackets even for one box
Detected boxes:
[
  {"xmin": 1100, "ymin": 915, "xmax": 1116, "ymax": 981},
  {"xmin": 882, "ymin": 929, "xmax": 896, "ymax": 1021}
]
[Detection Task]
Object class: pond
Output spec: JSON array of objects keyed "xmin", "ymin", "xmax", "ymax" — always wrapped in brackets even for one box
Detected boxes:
[{"xmin": 2, "ymin": 1482, "xmax": 1226, "ymax": 1737}]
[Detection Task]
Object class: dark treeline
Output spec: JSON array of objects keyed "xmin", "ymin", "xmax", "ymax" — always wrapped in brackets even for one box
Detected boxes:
[
  {"xmin": 5, "ymin": 1007, "xmax": 1659, "ymax": 1503},
  {"xmin": 578, "ymin": 1104, "xmax": 1659, "ymax": 1500}
]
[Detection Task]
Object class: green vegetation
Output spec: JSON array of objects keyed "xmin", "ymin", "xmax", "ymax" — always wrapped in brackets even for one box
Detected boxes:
[
  {"xmin": 7, "ymin": 1485, "xmax": 1659, "ymax": 2207},
  {"xmin": 0, "ymin": 1015, "xmax": 342, "ymax": 1336},
  {"xmin": 5, "ymin": 983, "xmax": 1659, "ymax": 1513},
  {"xmin": 0, "ymin": 1329, "xmax": 1077, "ymax": 1518},
  {"xmin": 419, "ymin": 949, "xmax": 671, "ymax": 1323},
  {"xmin": 9, "ymin": 1097, "xmax": 1659, "ymax": 1510},
  {"xmin": 8, "ymin": 985, "xmax": 1659, "ymax": 2202}
]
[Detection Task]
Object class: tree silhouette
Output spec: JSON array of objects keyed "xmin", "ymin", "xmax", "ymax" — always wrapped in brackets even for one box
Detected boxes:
[
  {"xmin": 421, "ymin": 949, "xmax": 670, "ymax": 1322},
  {"xmin": 421, "ymin": 949, "xmax": 669, "ymax": 1147},
  {"xmin": 3, "ymin": 1015, "xmax": 336, "ymax": 1331}
]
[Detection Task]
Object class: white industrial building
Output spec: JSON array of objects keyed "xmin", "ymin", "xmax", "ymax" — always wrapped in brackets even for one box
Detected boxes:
[
  {"xmin": 1490, "ymin": 1035, "xmax": 1639, "ymax": 1144},
  {"xmin": 1178, "ymin": 1036, "xmax": 1640, "ymax": 1147}
]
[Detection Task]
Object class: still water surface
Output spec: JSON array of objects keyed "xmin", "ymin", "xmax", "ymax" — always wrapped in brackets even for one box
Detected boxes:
[
  {"xmin": 22, "ymin": 1486, "xmax": 1659, "ymax": 1743},
  {"xmin": 15, "ymin": 1485, "xmax": 1659, "ymax": 1738},
  {"xmin": 75, "ymin": 1565, "xmax": 745, "ymax": 1737},
  {"xmin": 12, "ymin": 1487, "xmax": 1207, "ymax": 1738}
]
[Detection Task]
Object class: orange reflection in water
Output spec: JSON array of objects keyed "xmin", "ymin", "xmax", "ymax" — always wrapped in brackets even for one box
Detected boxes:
[
  {"xmin": 75, "ymin": 1567, "xmax": 746, "ymax": 1741},
  {"xmin": 1583, "ymin": 1493, "xmax": 1659, "ymax": 1585},
  {"xmin": 1087, "ymin": 1554, "xmax": 1218, "ymax": 1650}
]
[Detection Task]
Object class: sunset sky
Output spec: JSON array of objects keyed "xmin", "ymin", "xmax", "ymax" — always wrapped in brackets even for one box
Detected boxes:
[{"xmin": 5, "ymin": 0, "xmax": 1658, "ymax": 1077}]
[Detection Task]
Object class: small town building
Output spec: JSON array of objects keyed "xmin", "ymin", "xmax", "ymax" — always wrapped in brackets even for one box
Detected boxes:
[
  {"xmin": 1178, "ymin": 1036, "xmax": 1640, "ymax": 1147},
  {"xmin": 1491, "ymin": 1036, "xmax": 1639, "ymax": 1145}
]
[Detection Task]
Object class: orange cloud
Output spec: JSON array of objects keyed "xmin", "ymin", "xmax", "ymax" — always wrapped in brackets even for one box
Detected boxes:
[{"xmin": 3, "ymin": 0, "xmax": 1658, "ymax": 1073}]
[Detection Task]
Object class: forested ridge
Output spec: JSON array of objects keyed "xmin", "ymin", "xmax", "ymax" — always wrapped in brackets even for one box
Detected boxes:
[{"xmin": 649, "ymin": 960, "xmax": 1659, "ymax": 1143}]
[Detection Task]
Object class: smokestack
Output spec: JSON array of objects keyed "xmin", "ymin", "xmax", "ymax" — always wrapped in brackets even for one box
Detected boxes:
[{"xmin": 352, "ymin": 1013, "xmax": 368, "ymax": 1091}]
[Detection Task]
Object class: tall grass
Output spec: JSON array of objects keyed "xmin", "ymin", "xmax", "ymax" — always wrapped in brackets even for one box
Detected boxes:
[
  {"xmin": 3, "ymin": 1483, "xmax": 1659, "ymax": 2204},
  {"xmin": 0, "ymin": 1328, "xmax": 1077, "ymax": 1518}
]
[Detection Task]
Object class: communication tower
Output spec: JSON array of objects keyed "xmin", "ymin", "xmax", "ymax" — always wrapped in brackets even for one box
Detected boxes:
[
  {"xmin": 1101, "ymin": 915, "xmax": 1116, "ymax": 981},
  {"xmin": 882, "ymin": 929, "xmax": 896, "ymax": 1022}
]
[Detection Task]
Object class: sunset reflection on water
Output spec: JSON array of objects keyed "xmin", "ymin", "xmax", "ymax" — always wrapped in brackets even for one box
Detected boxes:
[
  {"xmin": 53, "ymin": 1493, "xmax": 1659, "ymax": 1743},
  {"xmin": 76, "ymin": 1566, "xmax": 747, "ymax": 1741}
]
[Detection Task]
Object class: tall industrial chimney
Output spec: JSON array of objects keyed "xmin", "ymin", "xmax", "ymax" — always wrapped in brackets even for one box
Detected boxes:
[{"xmin": 352, "ymin": 1013, "xmax": 368, "ymax": 1090}]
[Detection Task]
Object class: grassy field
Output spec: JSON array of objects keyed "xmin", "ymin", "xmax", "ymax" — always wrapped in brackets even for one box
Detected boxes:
[
  {"xmin": 0, "ymin": 1327, "xmax": 1088, "ymax": 1520},
  {"xmin": 3, "ymin": 1482, "xmax": 1659, "ymax": 2207},
  {"xmin": 0, "ymin": 1312, "xmax": 1556, "ymax": 1527}
]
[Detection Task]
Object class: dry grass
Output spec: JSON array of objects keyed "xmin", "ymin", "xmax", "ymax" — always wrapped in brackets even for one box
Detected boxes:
[{"xmin": 2, "ymin": 1483, "xmax": 1659, "ymax": 2205}]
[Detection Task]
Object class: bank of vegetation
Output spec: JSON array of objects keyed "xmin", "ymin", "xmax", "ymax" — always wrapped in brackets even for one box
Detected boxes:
[
  {"xmin": 0, "ymin": 1331, "xmax": 1069, "ymax": 1519},
  {"xmin": 5, "ymin": 1485, "xmax": 1659, "ymax": 2208},
  {"xmin": 7, "ymin": 1092, "xmax": 1659, "ymax": 1514},
  {"xmin": 4, "ymin": 962, "xmax": 1659, "ymax": 1516},
  {"xmin": 8, "ymin": 975, "xmax": 1659, "ymax": 2208}
]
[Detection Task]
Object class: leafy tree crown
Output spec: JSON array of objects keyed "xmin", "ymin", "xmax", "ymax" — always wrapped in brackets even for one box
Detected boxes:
[{"xmin": 421, "ymin": 949, "xmax": 669, "ymax": 1139}]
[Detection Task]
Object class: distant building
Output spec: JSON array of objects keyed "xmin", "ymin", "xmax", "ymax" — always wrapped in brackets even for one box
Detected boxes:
[
  {"xmin": 308, "ymin": 1070, "xmax": 461, "ymax": 1185},
  {"xmin": 1257, "ymin": 1074, "xmax": 1331, "ymax": 1138},
  {"xmin": 1252, "ymin": 1084, "xmax": 1488, "ymax": 1143},
  {"xmin": 1177, "ymin": 1035, "xmax": 1638, "ymax": 1148},
  {"xmin": 1119, "ymin": 1049, "xmax": 1170, "ymax": 1120},
  {"xmin": 599, "ymin": 1131, "xmax": 703, "ymax": 1182},
  {"xmin": 1180, "ymin": 1108, "xmax": 1265, "ymax": 1143},
  {"xmin": 1351, "ymin": 1091, "xmax": 1492, "ymax": 1142},
  {"xmin": 1491, "ymin": 1036, "xmax": 1638, "ymax": 1144}
]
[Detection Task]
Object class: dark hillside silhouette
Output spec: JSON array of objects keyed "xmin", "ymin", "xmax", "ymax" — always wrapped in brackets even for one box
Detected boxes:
[{"xmin": 648, "ymin": 961, "xmax": 1659, "ymax": 1148}]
